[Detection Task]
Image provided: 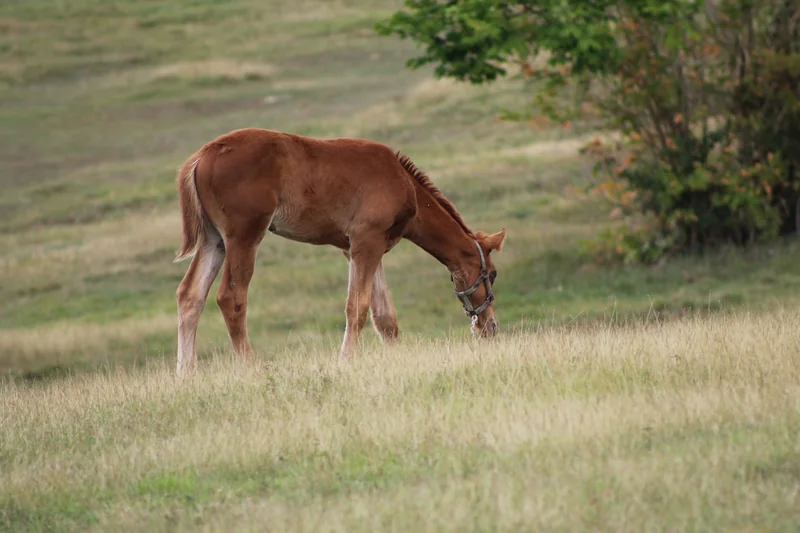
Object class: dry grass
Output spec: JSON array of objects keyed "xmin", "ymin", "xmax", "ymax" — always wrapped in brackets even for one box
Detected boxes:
[
  {"xmin": 2, "ymin": 1, "xmax": 799, "ymax": 527},
  {"xmin": 85, "ymin": 60, "xmax": 279, "ymax": 92},
  {"xmin": 339, "ymin": 77, "xmax": 469, "ymax": 137},
  {"xmin": 2, "ymin": 309, "xmax": 798, "ymax": 531},
  {"xmin": 0, "ymin": 211, "xmax": 181, "ymax": 270},
  {"xmin": 0, "ymin": 315, "xmax": 176, "ymax": 373},
  {"xmin": 137, "ymin": 60, "xmax": 277, "ymax": 84}
]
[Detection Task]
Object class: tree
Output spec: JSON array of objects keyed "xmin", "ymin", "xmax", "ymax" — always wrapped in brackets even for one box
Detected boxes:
[{"xmin": 378, "ymin": 0, "xmax": 800, "ymax": 263}]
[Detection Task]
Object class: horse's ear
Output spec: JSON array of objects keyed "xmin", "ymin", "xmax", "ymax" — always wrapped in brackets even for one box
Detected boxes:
[{"xmin": 477, "ymin": 227, "xmax": 506, "ymax": 253}]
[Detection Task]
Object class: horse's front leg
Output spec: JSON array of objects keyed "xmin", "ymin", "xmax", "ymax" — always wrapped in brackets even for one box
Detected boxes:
[{"xmin": 340, "ymin": 235, "xmax": 385, "ymax": 358}]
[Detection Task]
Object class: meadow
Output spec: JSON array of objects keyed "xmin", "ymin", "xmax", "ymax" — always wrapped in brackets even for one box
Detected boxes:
[
  {"xmin": 3, "ymin": 311, "xmax": 799, "ymax": 531},
  {"xmin": 1, "ymin": 0, "xmax": 799, "ymax": 531}
]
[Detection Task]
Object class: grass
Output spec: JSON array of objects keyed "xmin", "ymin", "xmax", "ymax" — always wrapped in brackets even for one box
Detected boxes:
[
  {"xmin": 2, "ymin": 310, "xmax": 799, "ymax": 531},
  {"xmin": 1, "ymin": 2, "xmax": 799, "ymax": 528},
  {"xmin": 3, "ymin": 0, "xmax": 800, "ymax": 377}
]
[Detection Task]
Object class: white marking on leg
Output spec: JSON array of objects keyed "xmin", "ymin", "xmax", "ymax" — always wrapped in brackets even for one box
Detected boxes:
[
  {"xmin": 340, "ymin": 258, "xmax": 358, "ymax": 357},
  {"xmin": 177, "ymin": 231, "xmax": 225, "ymax": 375}
]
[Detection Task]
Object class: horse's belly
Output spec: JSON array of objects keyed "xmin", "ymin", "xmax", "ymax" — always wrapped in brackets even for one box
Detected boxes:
[{"xmin": 268, "ymin": 211, "xmax": 349, "ymax": 249}]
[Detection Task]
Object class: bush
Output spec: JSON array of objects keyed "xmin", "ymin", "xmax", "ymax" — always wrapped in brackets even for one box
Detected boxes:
[{"xmin": 378, "ymin": 0, "xmax": 800, "ymax": 263}]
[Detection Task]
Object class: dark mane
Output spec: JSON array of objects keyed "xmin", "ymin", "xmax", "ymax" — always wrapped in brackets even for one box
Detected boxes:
[{"xmin": 395, "ymin": 152, "xmax": 475, "ymax": 238}]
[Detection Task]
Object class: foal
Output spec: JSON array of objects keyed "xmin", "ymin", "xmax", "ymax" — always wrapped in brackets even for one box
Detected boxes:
[{"xmin": 174, "ymin": 128, "xmax": 506, "ymax": 376}]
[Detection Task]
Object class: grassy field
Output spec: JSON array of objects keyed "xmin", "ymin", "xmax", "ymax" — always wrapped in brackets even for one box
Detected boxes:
[
  {"xmin": 2, "ymin": 311, "xmax": 799, "ymax": 531},
  {"xmin": 1, "ymin": 0, "xmax": 799, "ymax": 530},
  {"xmin": 4, "ymin": 0, "xmax": 800, "ymax": 378}
]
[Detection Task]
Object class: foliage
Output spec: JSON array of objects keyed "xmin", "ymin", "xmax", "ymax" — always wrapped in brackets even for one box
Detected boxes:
[
  {"xmin": 378, "ymin": 0, "xmax": 800, "ymax": 263},
  {"xmin": 374, "ymin": 0, "xmax": 683, "ymax": 82}
]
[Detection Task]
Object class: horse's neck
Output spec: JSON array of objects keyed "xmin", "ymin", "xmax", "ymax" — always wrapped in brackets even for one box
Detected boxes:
[{"xmin": 405, "ymin": 186, "xmax": 474, "ymax": 278}]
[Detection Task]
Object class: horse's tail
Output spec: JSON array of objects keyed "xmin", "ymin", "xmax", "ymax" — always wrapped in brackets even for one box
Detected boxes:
[{"xmin": 173, "ymin": 149, "xmax": 209, "ymax": 263}]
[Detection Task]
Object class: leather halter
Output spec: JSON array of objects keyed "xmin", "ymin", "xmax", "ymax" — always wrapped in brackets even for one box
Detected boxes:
[{"xmin": 452, "ymin": 240, "xmax": 494, "ymax": 318}]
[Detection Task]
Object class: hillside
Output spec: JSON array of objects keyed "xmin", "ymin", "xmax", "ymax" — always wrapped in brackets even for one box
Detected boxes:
[
  {"xmin": 1, "ymin": 1, "xmax": 799, "ymax": 531},
  {"xmin": 3, "ymin": 0, "xmax": 800, "ymax": 378}
]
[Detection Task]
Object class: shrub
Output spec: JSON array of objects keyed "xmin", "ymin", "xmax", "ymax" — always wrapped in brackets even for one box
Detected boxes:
[{"xmin": 378, "ymin": 0, "xmax": 800, "ymax": 263}]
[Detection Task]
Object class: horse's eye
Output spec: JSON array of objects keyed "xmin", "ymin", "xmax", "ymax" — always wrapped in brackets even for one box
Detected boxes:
[{"xmin": 489, "ymin": 271, "xmax": 497, "ymax": 284}]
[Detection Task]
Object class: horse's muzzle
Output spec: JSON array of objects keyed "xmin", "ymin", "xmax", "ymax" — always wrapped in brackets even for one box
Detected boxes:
[{"xmin": 478, "ymin": 318, "xmax": 499, "ymax": 338}]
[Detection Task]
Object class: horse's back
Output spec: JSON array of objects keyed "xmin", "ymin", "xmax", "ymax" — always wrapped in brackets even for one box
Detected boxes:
[
  {"xmin": 194, "ymin": 128, "xmax": 415, "ymax": 248},
  {"xmin": 201, "ymin": 128, "xmax": 406, "ymax": 190}
]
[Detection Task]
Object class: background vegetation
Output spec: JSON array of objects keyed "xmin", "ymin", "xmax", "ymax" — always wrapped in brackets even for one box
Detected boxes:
[
  {"xmin": 1, "ymin": 1, "xmax": 798, "ymax": 531},
  {"xmin": 379, "ymin": 0, "xmax": 800, "ymax": 263},
  {"xmin": 3, "ymin": 0, "xmax": 800, "ymax": 378}
]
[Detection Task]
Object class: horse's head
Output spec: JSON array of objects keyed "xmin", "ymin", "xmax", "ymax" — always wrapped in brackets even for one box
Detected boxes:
[{"xmin": 452, "ymin": 228, "xmax": 506, "ymax": 338}]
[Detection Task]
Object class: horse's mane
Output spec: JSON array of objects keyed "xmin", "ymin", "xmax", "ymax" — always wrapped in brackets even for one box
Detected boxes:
[{"xmin": 395, "ymin": 152, "xmax": 475, "ymax": 238}]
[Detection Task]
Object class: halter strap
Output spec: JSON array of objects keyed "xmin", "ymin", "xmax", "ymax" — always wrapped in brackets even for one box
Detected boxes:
[{"xmin": 452, "ymin": 240, "xmax": 494, "ymax": 318}]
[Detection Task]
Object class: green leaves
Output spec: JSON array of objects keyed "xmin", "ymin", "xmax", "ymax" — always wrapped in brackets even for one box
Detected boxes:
[
  {"xmin": 376, "ymin": 0, "xmax": 625, "ymax": 83},
  {"xmin": 376, "ymin": 0, "xmax": 517, "ymax": 83},
  {"xmin": 379, "ymin": 0, "xmax": 800, "ymax": 263}
]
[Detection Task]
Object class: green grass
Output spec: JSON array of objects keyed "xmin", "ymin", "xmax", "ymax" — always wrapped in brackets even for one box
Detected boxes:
[
  {"xmin": 2, "ymin": 311, "xmax": 799, "ymax": 531},
  {"xmin": 3, "ymin": 0, "xmax": 800, "ymax": 378},
  {"xmin": 1, "ymin": 4, "xmax": 799, "ymax": 527}
]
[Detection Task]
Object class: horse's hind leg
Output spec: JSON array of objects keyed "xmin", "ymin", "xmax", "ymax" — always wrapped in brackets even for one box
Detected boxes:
[
  {"xmin": 341, "ymin": 252, "xmax": 399, "ymax": 345},
  {"xmin": 176, "ymin": 228, "xmax": 225, "ymax": 376},
  {"xmin": 216, "ymin": 224, "xmax": 268, "ymax": 363},
  {"xmin": 369, "ymin": 261, "xmax": 399, "ymax": 343}
]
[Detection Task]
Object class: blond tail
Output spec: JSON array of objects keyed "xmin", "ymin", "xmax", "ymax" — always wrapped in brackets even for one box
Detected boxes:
[{"xmin": 173, "ymin": 153, "xmax": 207, "ymax": 263}]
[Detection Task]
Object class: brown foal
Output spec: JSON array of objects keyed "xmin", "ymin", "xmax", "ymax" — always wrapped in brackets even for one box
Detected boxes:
[{"xmin": 174, "ymin": 128, "xmax": 506, "ymax": 376}]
